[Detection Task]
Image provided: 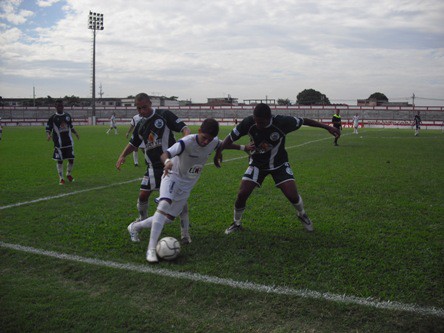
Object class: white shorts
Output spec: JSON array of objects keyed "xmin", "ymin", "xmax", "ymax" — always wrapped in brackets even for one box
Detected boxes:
[{"xmin": 158, "ymin": 174, "xmax": 190, "ymax": 217}]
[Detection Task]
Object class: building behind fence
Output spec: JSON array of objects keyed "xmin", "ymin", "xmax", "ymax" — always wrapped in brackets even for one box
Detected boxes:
[{"xmin": 1, "ymin": 105, "xmax": 443, "ymax": 129}]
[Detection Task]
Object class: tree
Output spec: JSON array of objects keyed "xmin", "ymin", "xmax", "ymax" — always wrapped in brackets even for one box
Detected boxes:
[
  {"xmin": 368, "ymin": 92, "xmax": 388, "ymax": 102},
  {"xmin": 277, "ymin": 98, "xmax": 291, "ymax": 106},
  {"xmin": 296, "ymin": 89, "xmax": 331, "ymax": 105},
  {"xmin": 63, "ymin": 95, "xmax": 81, "ymax": 107}
]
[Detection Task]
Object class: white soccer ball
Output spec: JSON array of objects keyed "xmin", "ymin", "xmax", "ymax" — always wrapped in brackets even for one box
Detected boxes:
[{"xmin": 156, "ymin": 237, "xmax": 180, "ymax": 260}]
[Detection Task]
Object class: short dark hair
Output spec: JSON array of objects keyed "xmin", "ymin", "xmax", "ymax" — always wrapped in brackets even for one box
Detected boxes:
[
  {"xmin": 253, "ymin": 103, "xmax": 272, "ymax": 118},
  {"xmin": 200, "ymin": 118, "xmax": 219, "ymax": 137},
  {"xmin": 135, "ymin": 93, "xmax": 151, "ymax": 103}
]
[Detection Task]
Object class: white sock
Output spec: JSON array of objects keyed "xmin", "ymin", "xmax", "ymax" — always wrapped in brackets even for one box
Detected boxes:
[
  {"xmin": 56, "ymin": 163, "xmax": 63, "ymax": 179},
  {"xmin": 134, "ymin": 216, "xmax": 153, "ymax": 231},
  {"xmin": 137, "ymin": 199, "xmax": 148, "ymax": 220},
  {"xmin": 179, "ymin": 204, "xmax": 190, "ymax": 238},
  {"xmin": 234, "ymin": 207, "xmax": 245, "ymax": 225},
  {"xmin": 66, "ymin": 162, "xmax": 73, "ymax": 176},
  {"xmin": 133, "ymin": 151, "xmax": 139, "ymax": 165},
  {"xmin": 148, "ymin": 212, "xmax": 172, "ymax": 250},
  {"xmin": 293, "ymin": 195, "xmax": 305, "ymax": 216}
]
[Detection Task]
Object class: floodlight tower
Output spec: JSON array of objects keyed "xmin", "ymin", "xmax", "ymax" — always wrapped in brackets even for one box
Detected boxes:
[{"xmin": 88, "ymin": 11, "xmax": 104, "ymax": 125}]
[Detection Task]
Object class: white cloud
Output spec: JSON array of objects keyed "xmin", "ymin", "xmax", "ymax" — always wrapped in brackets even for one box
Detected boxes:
[
  {"xmin": 0, "ymin": 0, "xmax": 443, "ymax": 104},
  {"xmin": 37, "ymin": 0, "xmax": 62, "ymax": 8},
  {"xmin": 0, "ymin": 0, "xmax": 33, "ymax": 25}
]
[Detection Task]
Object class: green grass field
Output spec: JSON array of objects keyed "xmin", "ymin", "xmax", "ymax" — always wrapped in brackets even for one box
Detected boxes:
[{"xmin": 1, "ymin": 125, "xmax": 443, "ymax": 332}]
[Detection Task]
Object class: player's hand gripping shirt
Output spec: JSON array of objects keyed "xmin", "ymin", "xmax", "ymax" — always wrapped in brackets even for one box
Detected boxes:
[
  {"xmin": 46, "ymin": 113, "xmax": 76, "ymax": 148},
  {"xmin": 166, "ymin": 134, "xmax": 220, "ymax": 193},
  {"xmin": 230, "ymin": 115, "xmax": 303, "ymax": 170},
  {"xmin": 129, "ymin": 109, "xmax": 187, "ymax": 168}
]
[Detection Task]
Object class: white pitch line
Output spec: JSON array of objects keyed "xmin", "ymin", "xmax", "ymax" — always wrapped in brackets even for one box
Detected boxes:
[
  {"xmin": 1, "ymin": 241, "xmax": 443, "ymax": 318},
  {"xmin": 1, "ymin": 136, "xmax": 334, "ymax": 210},
  {"xmin": 0, "ymin": 178, "xmax": 140, "ymax": 210}
]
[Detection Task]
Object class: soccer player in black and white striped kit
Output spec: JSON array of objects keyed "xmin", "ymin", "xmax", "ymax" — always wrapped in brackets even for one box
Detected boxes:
[{"xmin": 215, "ymin": 103, "xmax": 340, "ymax": 234}]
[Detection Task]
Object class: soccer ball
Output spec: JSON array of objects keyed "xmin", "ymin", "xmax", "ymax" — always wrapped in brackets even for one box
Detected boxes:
[{"xmin": 156, "ymin": 237, "xmax": 180, "ymax": 260}]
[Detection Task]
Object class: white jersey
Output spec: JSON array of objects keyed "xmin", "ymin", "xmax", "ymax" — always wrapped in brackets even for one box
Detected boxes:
[
  {"xmin": 162, "ymin": 134, "xmax": 220, "ymax": 198},
  {"xmin": 353, "ymin": 115, "xmax": 359, "ymax": 127},
  {"xmin": 130, "ymin": 114, "xmax": 143, "ymax": 127},
  {"xmin": 110, "ymin": 114, "xmax": 116, "ymax": 126}
]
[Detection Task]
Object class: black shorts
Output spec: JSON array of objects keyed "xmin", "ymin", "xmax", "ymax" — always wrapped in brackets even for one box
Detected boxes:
[
  {"xmin": 52, "ymin": 147, "xmax": 75, "ymax": 161},
  {"xmin": 242, "ymin": 162, "xmax": 295, "ymax": 187},
  {"xmin": 140, "ymin": 165, "xmax": 164, "ymax": 192}
]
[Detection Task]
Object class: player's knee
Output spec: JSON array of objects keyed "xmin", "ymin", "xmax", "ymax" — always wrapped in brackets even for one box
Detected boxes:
[
  {"xmin": 139, "ymin": 191, "xmax": 150, "ymax": 202},
  {"xmin": 156, "ymin": 201, "xmax": 175, "ymax": 222}
]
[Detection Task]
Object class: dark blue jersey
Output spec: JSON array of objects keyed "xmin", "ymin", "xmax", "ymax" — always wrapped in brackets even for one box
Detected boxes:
[
  {"xmin": 46, "ymin": 112, "xmax": 75, "ymax": 148},
  {"xmin": 230, "ymin": 115, "xmax": 304, "ymax": 170},
  {"xmin": 130, "ymin": 109, "xmax": 187, "ymax": 168},
  {"xmin": 414, "ymin": 115, "xmax": 422, "ymax": 127}
]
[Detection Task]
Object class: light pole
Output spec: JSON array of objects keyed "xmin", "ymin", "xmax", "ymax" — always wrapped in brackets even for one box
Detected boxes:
[{"xmin": 88, "ymin": 11, "xmax": 104, "ymax": 125}]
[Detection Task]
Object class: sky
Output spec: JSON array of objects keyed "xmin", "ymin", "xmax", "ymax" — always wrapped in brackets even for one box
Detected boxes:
[{"xmin": 0, "ymin": 0, "xmax": 443, "ymax": 106}]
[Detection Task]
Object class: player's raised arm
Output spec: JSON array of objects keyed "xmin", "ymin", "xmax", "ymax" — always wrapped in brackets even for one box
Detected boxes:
[{"xmin": 303, "ymin": 118, "xmax": 341, "ymax": 138}]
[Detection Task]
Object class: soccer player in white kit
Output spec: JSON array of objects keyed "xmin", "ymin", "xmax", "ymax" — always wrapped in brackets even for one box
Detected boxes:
[
  {"xmin": 106, "ymin": 112, "xmax": 118, "ymax": 135},
  {"xmin": 352, "ymin": 113, "xmax": 359, "ymax": 134},
  {"xmin": 128, "ymin": 118, "xmax": 242, "ymax": 263}
]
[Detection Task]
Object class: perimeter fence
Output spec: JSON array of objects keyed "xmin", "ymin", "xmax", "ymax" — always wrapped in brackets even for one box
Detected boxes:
[{"xmin": 1, "ymin": 105, "xmax": 443, "ymax": 129}]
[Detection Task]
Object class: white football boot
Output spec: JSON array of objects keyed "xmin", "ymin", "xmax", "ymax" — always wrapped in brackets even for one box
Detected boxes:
[
  {"xmin": 127, "ymin": 222, "xmax": 140, "ymax": 242},
  {"xmin": 146, "ymin": 249, "xmax": 158, "ymax": 263}
]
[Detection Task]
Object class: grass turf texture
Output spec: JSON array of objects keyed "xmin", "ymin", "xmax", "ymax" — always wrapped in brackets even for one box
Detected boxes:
[{"xmin": 1, "ymin": 125, "xmax": 443, "ymax": 332}]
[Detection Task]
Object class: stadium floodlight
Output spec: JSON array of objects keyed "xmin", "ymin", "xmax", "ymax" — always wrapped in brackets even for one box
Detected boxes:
[{"xmin": 88, "ymin": 11, "xmax": 104, "ymax": 125}]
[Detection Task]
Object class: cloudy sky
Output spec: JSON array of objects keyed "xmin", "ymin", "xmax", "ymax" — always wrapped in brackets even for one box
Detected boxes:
[{"xmin": 1, "ymin": 0, "xmax": 443, "ymax": 105}]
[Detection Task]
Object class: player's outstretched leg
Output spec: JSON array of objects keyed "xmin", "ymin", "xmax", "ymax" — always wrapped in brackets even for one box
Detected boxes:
[{"xmin": 127, "ymin": 222, "xmax": 140, "ymax": 242}]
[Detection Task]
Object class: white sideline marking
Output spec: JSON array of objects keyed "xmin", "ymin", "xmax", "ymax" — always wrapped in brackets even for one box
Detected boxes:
[
  {"xmin": 0, "ymin": 178, "xmax": 140, "ymax": 210},
  {"xmin": 1, "ymin": 241, "xmax": 443, "ymax": 318},
  {"xmin": 1, "ymin": 136, "xmax": 334, "ymax": 210}
]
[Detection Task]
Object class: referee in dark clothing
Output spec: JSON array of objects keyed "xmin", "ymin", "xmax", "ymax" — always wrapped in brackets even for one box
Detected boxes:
[{"xmin": 332, "ymin": 109, "xmax": 342, "ymax": 146}]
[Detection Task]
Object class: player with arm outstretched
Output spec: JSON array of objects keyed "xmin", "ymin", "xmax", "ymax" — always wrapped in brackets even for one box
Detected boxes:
[{"xmin": 214, "ymin": 103, "xmax": 340, "ymax": 235}]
